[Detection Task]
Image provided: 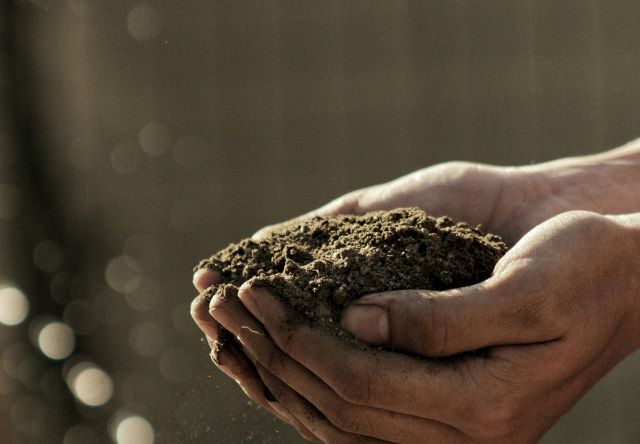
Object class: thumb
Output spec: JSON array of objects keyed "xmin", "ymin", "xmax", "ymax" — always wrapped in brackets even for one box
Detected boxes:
[{"xmin": 340, "ymin": 278, "xmax": 561, "ymax": 357}]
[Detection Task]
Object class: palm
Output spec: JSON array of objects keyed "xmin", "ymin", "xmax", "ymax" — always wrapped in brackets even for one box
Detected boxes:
[{"xmin": 255, "ymin": 161, "xmax": 581, "ymax": 247}]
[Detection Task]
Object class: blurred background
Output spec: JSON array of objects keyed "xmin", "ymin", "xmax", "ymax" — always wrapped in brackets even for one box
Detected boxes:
[{"xmin": 0, "ymin": 0, "xmax": 639, "ymax": 443}]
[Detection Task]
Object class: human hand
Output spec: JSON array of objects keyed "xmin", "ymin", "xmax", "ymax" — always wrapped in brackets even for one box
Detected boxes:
[
  {"xmin": 208, "ymin": 210, "xmax": 640, "ymax": 443},
  {"xmin": 249, "ymin": 158, "xmax": 630, "ymax": 248}
]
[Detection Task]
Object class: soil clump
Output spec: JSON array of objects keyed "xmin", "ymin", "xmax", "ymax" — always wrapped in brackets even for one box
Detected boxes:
[{"xmin": 196, "ymin": 208, "xmax": 508, "ymax": 351}]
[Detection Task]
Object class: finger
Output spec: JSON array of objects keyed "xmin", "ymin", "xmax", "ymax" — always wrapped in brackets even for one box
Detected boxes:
[
  {"xmin": 211, "ymin": 339, "xmax": 299, "ymax": 427},
  {"xmin": 193, "ymin": 267, "xmax": 222, "ymax": 293},
  {"xmin": 341, "ymin": 273, "xmax": 564, "ymax": 358},
  {"xmin": 235, "ymin": 285, "xmax": 485, "ymax": 427},
  {"xmin": 191, "ymin": 293, "xmax": 220, "ymax": 340},
  {"xmin": 255, "ymin": 362, "xmax": 395, "ymax": 444},
  {"xmin": 209, "ymin": 298, "xmax": 321, "ymax": 441},
  {"xmin": 214, "ymin": 291, "xmax": 465, "ymax": 443}
]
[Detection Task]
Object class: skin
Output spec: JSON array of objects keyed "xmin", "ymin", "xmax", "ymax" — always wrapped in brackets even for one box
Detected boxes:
[{"xmin": 192, "ymin": 140, "xmax": 640, "ymax": 443}]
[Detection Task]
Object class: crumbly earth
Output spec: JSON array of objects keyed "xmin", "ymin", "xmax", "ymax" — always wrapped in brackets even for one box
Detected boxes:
[{"xmin": 196, "ymin": 208, "xmax": 508, "ymax": 351}]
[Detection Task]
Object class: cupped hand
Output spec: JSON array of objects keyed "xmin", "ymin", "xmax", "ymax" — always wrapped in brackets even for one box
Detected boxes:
[
  {"xmin": 250, "ymin": 160, "xmax": 603, "ymax": 247},
  {"xmin": 208, "ymin": 211, "xmax": 640, "ymax": 443}
]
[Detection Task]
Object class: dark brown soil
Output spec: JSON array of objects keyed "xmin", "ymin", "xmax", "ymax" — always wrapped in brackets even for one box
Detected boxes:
[{"xmin": 195, "ymin": 208, "xmax": 507, "ymax": 352}]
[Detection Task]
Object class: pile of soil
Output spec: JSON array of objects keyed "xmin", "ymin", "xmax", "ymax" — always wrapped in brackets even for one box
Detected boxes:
[{"xmin": 195, "ymin": 208, "xmax": 508, "ymax": 351}]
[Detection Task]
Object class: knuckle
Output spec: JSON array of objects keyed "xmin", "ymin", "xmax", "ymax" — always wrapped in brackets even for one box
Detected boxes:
[
  {"xmin": 332, "ymin": 361, "xmax": 374, "ymax": 405},
  {"xmin": 419, "ymin": 300, "xmax": 450, "ymax": 356},
  {"xmin": 324, "ymin": 405, "xmax": 368, "ymax": 435},
  {"xmin": 261, "ymin": 343, "xmax": 289, "ymax": 376}
]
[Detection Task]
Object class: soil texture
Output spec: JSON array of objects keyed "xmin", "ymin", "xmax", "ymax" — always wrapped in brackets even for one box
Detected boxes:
[{"xmin": 196, "ymin": 208, "xmax": 508, "ymax": 351}]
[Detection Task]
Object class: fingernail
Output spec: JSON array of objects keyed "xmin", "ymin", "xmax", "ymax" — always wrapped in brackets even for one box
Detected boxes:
[
  {"xmin": 341, "ymin": 305, "xmax": 389, "ymax": 346},
  {"xmin": 210, "ymin": 308, "xmax": 240, "ymax": 337},
  {"xmin": 238, "ymin": 282, "xmax": 264, "ymax": 323},
  {"xmin": 193, "ymin": 268, "xmax": 209, "ymax": 293}
]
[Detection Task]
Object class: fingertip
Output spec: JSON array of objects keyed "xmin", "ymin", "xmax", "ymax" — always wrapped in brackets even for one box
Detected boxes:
[
  {"xmin": 238, "ymin": 284, "xmax": 275, "ymax": 323},
  {"xmin": 191, "ymin": 294, "xmax": 221, "ymax": 339},
  {"xmin": 193, "ymin": 267, "xmax": 222, "ymax": 293},
  {"xmin": 341, "ymin": 304, "xmax": 389, "ymax": 346}
]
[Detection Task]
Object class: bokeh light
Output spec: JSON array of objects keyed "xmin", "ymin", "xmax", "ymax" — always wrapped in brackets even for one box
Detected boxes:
[
  {"xmin": 129, "ymin": 321, "xmax": 163, "ymax": 357},
  {"xmin": 139, "ymin": 122, "xmax": 171, "ymax": 156},
  {"xmin": 10, "ymin": 396, "xmax": 49, "ymax": 435},
  {"xmin": 73, "ymin": 367, "xmax": 113, "ymax": 406},
  {"xmin": 172, "ymin": 302, "xmax": 199, "ymax": 337},
  {"xmin": 116, "ymin": 416, "xmax": 154, "ymax": 444},
  {"xmin": 67, "ymin": 361, "xmax": 114, "ymax": 407},
  {"xmin": 50, "ymin": 272, "xmax": 73, "ymax": 305},
  {"xmin": 38, "ymin": 322, "xmax": 75, "ymax": 360},
  {"xmin": 33, "ymin": 240, "xmax": 64, "ymax": 273},
  {"xmin": 105, "ymin": 255, "xmax": 142, "ymax": 294},
  {"xmin": 123, "ymin": 233, "xmax": 160, "ymax": 272},
  {"xmin": 127, "ymin": 4, "xmax": 162, "ymax": 42},
  {"xmin": 0, "ymin": 287, "xmax": 29, "ymax": 326},
  {"xmin": 124, "ymin": 276, "xmax": 162, "ymax": 311}
]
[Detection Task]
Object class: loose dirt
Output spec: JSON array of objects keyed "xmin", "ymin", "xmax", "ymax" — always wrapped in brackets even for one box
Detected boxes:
[{"xmin": 195, "ymin": 208, "xmax": 507, "ymax": 351}]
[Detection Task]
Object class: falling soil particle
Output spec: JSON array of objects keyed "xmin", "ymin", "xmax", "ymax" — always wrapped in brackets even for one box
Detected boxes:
[{"xmin": 195, "ymin": 208, "xmax": 507, "ymax": 352}]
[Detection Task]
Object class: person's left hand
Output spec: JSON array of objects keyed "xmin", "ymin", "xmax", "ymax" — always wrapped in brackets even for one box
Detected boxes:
[{"xmin": 202, "ymin": 211, "xmax": 640, "ymax": 443}]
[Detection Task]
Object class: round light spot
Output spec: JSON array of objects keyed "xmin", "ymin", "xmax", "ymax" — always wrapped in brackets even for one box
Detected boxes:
[
  {"xmin": 105, "ymin": 256, "xmax": 142, "ymax": 294},
  {"xmin": 33, "ymin": 240, "xmax": 64, "ymax": 273},
  {"xmin": 38, "ymin": 322, "xmax": 75, "ymax": 360},
  {"xmin": 63, "ymin": 425, "xmax": 101, "ymax": 444},
  {"xmin": 111, "ymin": 142, "xmax": 142, "ymax": 175},
  {"xmin": 73, "ymin": 367, "xmax": 113, "ymax": 407},
  {"xmin": 0, "ymin": 184, "xmax": 22, "ymax": 220},
  {"xmin": 10, "ymin": 396, "xmax": 48, "ymax": 435},
  {"xmin": 17, "ymin": 354, "xmax": 45, "ymax": 390},
  {"xmin": 127, "ymin": 4, "xmax": 162, "ymax": 42},
  {"xmin": 50, "ymin": 272, "xmax": 72, "ymax": 305},
  {"xmin": 124, "ymin": 276, "xmax": 162, "ymax": 311},
  {"xmin": 129, "ymin": 321, "xmax": 163, "ymax": 357},
  {"xmin": 2, "ymin": 343, "xmax": 31, "ymax": 379},
  {"xmin": 172, "ymin": 302, "xmax": 199, "ymax": 337},
  {"xmin": 0, "ymin": 287, "xmax": 29, "ymax": 326},
  {"xmin": 116, "ymin": 416, "xmax": 154, "ymax": 444},
  {"xmin": 123, "ymin": 233, "xmax": 160, "ymax": 272},
  {"xmin": 139, "ymin": 122, "xmax": 171, "ymax": 156}
]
